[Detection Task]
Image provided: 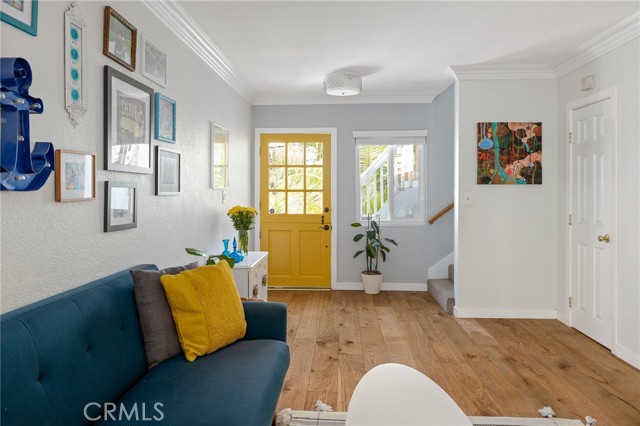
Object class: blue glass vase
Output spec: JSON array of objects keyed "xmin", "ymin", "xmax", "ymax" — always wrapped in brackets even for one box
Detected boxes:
[
  {"xmin": 230, "ymin": 237, "xmax": 244, "ymax": 263},
  {"xmin": 221, "ymin": 239, "xmax": 231, "ymax": 257}
]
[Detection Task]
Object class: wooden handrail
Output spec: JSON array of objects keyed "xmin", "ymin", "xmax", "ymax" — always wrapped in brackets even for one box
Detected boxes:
[{"xmin": 428, "ymin": 202, "xmax": 454, "ymax": 225}]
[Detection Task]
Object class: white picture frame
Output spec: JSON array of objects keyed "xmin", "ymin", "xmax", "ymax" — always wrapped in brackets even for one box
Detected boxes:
[
  {"xmin": 141, "ymin": 36, "xmax": 167, "ymax": 87},
  {"xmin": 155, "ymin": 146, "xmax": 181, "ymax": 195},
  {"xmin": 64, "ymin": 2, "xmax": 87, "ymax": 127},
  {"xmin": 105, "ymin": 181, "xmax": 138, "ymax": 232}
]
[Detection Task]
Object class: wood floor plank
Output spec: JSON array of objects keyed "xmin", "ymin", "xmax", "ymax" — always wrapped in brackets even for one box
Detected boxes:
[
  {"xmin": 338, "ymin": 311, "xmax": 363, "ymax": 355},
  {"xmin": 337, "ymin": 354, "xmax": 365, "ymax": 412},
  {"xmin": 438, "ymin": 362, "xmax": 501, "ymax": 416},
  {"xmin": 307, "ymin": 294, "xmax": 339, "ymax": 393},
  {"xmin": 284, "ymin": 292, "xmax": 310, "ymax": 341},
  {"xmin": 270, "ymin": 290, "xmax": 640, "ymax": 425},
  {"xmin": 279, "ymin": 337, "xmax": 318, "ymax": 410},
  {"xmin": 376, "ymin": 306, "xmax": 404, "ymax": 337},
  {"xmin": 383, "ymin": 336, "xmax": 417, "ymax": 368}
]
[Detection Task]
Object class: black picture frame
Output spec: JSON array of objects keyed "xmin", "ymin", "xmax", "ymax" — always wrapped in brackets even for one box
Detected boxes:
[
  {"xmin": 105, "ymin": 181, "xmax": 138, "ymax": 232},
  {"xmin": 104, "ymin": 66, "xmax": 154, "ymax": 174},
  {"xmin": 155, "ymin": 146, "xmax": 181, "ymax": 195}
]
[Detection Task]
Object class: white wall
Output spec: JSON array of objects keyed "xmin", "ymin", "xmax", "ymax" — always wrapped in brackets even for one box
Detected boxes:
[
  {"xmin": 0, "ymin": 1, "xmax": 252, "ymax": 312},
  {"xmin": 252, "ymin": 94, "xmax": 455, "ymax": 286},
  {"xmin": 454, "ymin": 79, "xmax": 559, "ymax": 318},
  {"xmin": 557, "ymin": 38, "xmax": 640, "ymax": 368}
]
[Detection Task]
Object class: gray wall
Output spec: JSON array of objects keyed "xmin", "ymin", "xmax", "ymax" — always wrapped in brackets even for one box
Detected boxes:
[{"xmin": 253, "ymin": 87, "xmax": 454, "ymax": 284}]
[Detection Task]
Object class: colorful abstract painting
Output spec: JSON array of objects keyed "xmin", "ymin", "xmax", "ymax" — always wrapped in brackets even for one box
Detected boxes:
[{"xmin": 477, "ymin": 122, "xmax": 542, "ymax": 185}]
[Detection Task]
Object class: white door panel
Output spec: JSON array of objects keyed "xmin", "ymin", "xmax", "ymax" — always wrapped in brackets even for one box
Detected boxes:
[{"xmin": 570, "ymin": 97, "xmax": 615, "ymax": 348}]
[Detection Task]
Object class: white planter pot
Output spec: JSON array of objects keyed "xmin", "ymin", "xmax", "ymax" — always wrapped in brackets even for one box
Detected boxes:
[{"xmin": 362, "ymin": 272, "xmax": 383, "ymax": 295}]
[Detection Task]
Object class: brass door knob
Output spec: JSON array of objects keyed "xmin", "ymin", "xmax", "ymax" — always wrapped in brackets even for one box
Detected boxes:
[{"xmin": 598, "ymin": 234, "xmax": 610, "ymax": 243}]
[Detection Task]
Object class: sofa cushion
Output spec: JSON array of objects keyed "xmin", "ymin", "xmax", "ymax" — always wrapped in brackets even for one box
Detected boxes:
[
  {"xmin": 98, "ymin": 339, "xmax": 290, "ymax": 426},
  {"xmin": 1, "ymin": 265, "xmax": 156, "ymax": 426},
  {"xmin": 131, "ymin": 262, "xmax": 198, "ymax": 369},
  {"xmin": 161, "ymin": 262, "xmax": 246, "ymax": 361}
]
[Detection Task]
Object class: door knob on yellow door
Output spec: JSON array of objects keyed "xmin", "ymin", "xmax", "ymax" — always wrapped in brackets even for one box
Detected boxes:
[
  {"xmin": 598, "ymin": 234, "xmax": 610, "ymax": 243},
  {"xmin": 319, "ymin": 225, "xmax": 330, "ymax": 230}
]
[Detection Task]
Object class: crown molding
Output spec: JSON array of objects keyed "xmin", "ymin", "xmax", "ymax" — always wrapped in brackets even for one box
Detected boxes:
[
  {"xmin": 252, "ymin": 93, "xmax": 437, "ymax": 106},
  {"xmin": 141, "ymin": 0, "xmax": 256, "ymax": 102},
  {"xmin": 448, "ymin": 64, "xmax": 556, "ymax": 81},
  {"xmin": 555, "ymin": 11, "xmax": 640, "ymax": 77}
]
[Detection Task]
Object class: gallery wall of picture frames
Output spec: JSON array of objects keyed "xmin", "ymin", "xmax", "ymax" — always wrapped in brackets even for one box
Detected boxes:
[{"xmin": 4, "ymin": 2, "xmax": 191, "ymax": 233}]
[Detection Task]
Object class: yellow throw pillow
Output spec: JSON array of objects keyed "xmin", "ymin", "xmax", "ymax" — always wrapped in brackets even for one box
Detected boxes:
[{"xmin": 160, "ymin": 262, "xmax": 246, "ymax": 361}]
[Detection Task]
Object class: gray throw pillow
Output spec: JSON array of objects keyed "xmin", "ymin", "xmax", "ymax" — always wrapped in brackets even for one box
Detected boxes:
[{"xmin": 131, "ymin": 263, "xmax": 198, "ymax": 369}]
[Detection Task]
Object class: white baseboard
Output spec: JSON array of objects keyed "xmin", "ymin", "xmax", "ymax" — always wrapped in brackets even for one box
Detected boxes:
[
  {"xmin": 334, "ymin": 282, "xmax": 428, "ymax": 292},
  {"xmin": 427, "ymin": 252, "xmax": 454, "ymax": 279},
  {"xmin": 453, "ymin": 306, "xmax": 558, "ymax": 319},
  {"xmin": 556, "ymin": 309, "xmax": 571, "ymax": 326},
  {"xmin": 613, "ymin": 343, "xmax": 640, "ymax": 369}
]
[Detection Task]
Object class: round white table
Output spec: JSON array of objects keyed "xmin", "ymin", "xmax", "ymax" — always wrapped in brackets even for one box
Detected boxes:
[{"xmin": 346, "ymin": 363, "xmax": 473, "ymax": 426}]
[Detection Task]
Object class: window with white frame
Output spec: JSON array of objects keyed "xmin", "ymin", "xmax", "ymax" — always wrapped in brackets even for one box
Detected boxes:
[{"xmin": 354, "ymin": 131, "xmax": 427, "ymax": 225}]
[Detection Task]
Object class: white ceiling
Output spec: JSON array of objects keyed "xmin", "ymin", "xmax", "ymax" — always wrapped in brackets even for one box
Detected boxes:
[{"xmin": 177, "ymin": 1, "xmax": 639, "ymax": 104}]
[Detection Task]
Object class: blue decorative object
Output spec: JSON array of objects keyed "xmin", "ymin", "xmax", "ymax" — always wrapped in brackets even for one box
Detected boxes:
[
  {"xmin": 230, "ymin": 237, "xmax": 244, "ymax": 263},
  {"xmin": 221, "ymin": 239, "xmax": 231, "ymax": 257},
  {"xmin": 154, "ymin": 93, "xmax": 176, "ymax": 143},
  {"xmin": 1, "ymin": 57, "xmax": 54, "ymax": 191}
]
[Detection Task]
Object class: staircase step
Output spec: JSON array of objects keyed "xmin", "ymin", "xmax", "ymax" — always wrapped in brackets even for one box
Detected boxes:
[
  {"xmin": 448, "ymin": 264, "xmax": 454, "ymax": 282},
  {"xmin": 427, "ymin": 278, "xmax": 454, "ymax": 314}
]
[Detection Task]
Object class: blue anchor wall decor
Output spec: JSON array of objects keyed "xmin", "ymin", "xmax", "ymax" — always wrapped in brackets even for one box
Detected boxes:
[{"xmin": 1, "ymin": 57, "xmax": 55, "ymax": 191}]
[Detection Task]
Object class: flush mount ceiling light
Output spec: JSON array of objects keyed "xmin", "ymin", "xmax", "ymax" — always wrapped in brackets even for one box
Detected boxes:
[{"xmin": 324, "ymin": 71, "xmax": 362, "ymax": 96}]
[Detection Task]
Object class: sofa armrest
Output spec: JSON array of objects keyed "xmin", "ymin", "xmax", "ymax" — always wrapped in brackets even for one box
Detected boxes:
[{"xmin": 242, "ymin": 301, "xmax": 287, "ymax": 343}]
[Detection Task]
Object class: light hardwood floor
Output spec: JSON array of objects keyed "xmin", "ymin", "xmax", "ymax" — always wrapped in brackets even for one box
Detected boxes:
[{"xmin": 269, "ymin": 290, "xmax": 640, "ymax": 425}]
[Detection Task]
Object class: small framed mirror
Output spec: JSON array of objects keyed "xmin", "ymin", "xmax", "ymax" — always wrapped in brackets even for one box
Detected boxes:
[{"xmin": 211, "ymin": 123, "xmax": 229, "ymax": 189}]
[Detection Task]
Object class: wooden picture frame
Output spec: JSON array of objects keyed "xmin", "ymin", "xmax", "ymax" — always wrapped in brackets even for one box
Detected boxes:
[
  {"xmin": 105, "ymin": 181, "xmax": 138, "ymax": 232},
  {"xmin": 104, "ymin": 66, "xmax": 154, "ymax": 174},
  {"xmin": 211, "ymin": 123, "xmax": 229, "ymax": 189},
  {"xmin": 64, "ymin": 2, "xmax": 87, "ymax": 127},
  {"xmin": 156, "ymin": 146, "xmax": 181, "ymax": 195},
  {"xmin": 0, "ymin": 0, "xmax": 38, "ymax": 36},
  {"xmin": 142, "ymin": 36, "xmax": 167, "ymax": 87},
  {"xmin": 103, "ymin": 6, "xmax": 136, "ymax": 71},
  {"xmin": 154, "ymin": 93, "xmax": 176, "ymax": 143},
  {"xmin": 55, "ymin": 150, "xmax": 96, "ymax": 202}
]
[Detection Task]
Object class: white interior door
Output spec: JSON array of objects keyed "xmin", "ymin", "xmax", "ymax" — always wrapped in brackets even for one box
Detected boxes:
[{"xmin": 570, "ymin": 96, "xmax": 616, "ymax": 348}]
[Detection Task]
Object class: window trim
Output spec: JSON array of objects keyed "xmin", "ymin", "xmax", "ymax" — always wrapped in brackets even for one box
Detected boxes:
[{"xmin": 353, "ymin": 130, "xmax": 428, "ymax": 226}]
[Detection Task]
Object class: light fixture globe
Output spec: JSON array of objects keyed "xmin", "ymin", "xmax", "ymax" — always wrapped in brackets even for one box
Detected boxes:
[{"xmin": 324, "ymin": 71, "xmax": 362, "ymax": 96}]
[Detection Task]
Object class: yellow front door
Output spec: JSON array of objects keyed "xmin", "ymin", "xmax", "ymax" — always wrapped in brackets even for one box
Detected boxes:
[{"xmin": 260, "ymin": 133, "xmax": 331, "ymax": 288}]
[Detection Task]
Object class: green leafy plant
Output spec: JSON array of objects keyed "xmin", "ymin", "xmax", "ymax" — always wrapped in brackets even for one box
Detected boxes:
[
  {"xmin": 185, "ymin": 248, "xmax": 235, "ymax": 268},
  {"xmin": 351, "ymin": 215, "xmax": 397, "ymax": 274}
]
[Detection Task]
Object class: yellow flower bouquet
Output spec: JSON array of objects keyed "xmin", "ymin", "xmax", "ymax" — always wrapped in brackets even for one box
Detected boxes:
[
  {"xmin": 227, "ymin": 206, "xmax": 258, "ymax": 231},
  {"xmin": 227, "ymin": 206, "xmax": 258, "ymax": 254}
]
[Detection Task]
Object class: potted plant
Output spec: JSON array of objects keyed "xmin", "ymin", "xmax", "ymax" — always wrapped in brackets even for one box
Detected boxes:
[
  {"xmin": 185, "ymin": 248, "xmax": 235, "ymax": 268},
  {"xmin": 351, "ymin": 215, "xmax": 397, "ymax": 294}
]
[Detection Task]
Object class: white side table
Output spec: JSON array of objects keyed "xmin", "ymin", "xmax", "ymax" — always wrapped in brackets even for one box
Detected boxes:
[
  {"xmin": 346, "ymin": 363, "xmax": 472, "ymax": 426},
  {"xmin": 231, "ymin": 251, "xmax": 268, "ymax": 301}
]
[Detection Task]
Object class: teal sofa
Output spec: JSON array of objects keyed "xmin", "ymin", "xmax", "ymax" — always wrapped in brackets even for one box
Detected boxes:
[{"xmin": 1, "ymin": 265, "xmax": 290, "ymax": 426}]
